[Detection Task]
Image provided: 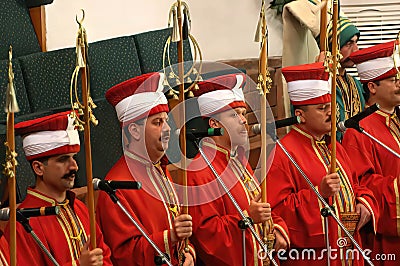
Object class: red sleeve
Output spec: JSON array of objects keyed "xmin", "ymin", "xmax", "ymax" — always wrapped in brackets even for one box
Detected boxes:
[
  {"xmin": 188, "ymin": 169, "xmax": 259, "ymax": 265},
  {"xmin": 343, "ymin": 128, "xmax": 398, "ymax": 237},
  {"xmin": 272, "ymin": 213, "xmax": 290, "ymax": 246},
  {"xmin": 96, "ymin": 190, "xmax": 178, "ymax": 265},
  {"xmin": 6, "ymin": 222, "xmax": 48, "ymax": 266},
  {"xmin": 266, "ymin": 151, "xmax": 326, "ymax": 248}
]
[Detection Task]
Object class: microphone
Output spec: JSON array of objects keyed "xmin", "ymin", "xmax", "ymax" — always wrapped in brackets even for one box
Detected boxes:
[
  {"xmin": 337, "ymin": 103, "xmax": 380, "ymax": 132},
  {"xmin": 175, "ymin": 128, "xmax": 224, "ymax": 139},
  {"xmin": 0, "ymin": 206, "xmax": 60, "ymax": 221},
  {"xmin": 251, "ymin": 116, "xmax": 301, "ymax": 135},
  {"xmin": 93, "ymin": 178, "xmax": 142, "ymax": 191}
]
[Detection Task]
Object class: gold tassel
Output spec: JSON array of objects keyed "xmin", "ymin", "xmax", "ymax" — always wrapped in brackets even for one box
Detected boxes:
[
  {"xmin": 171, "ymin": 9, "xmax": 180, "ymax": 42},
  {"xmin": 76, "ymin": 38, "xmax": 85, "ymax": 68},
  {"xmin": 5, "ymin": 46, "xmax": 20, "ymax": 113},
  {"xmin": 186, "ymin": 90, "xmax": 194, "ymax": 98}
]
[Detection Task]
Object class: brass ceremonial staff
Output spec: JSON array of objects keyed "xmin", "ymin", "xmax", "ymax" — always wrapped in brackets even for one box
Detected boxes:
[
  {"xmin": 254, "ymin": 1, "xmax": 274, "ymax": 265},
  {"xmin": 5, "ymin": 45, "xmax": 20, "ymax": 266},
  {"xmin": 70, "ymin": 10, "xmax": 98, "ymax": 249},
  {"xmin": 165, "ymin": 1, "xmax": 202, "ymax": 263},
  {"xmin": 175, "ymin": 0, "xmax": 190, "ymax": 261},
  {"xmin": 329, "ymin": 0, "xmax": 339, "ymax": 174},
  {"xmin": 319, "ymin": 0, "xmax": 328, "ymax": 51}
]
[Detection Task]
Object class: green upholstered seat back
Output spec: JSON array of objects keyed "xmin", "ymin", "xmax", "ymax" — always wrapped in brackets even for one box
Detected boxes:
[
  {"xmin": 88, "ymin": 36, "xmax": 142, "ymax": 99},
  {"xmin": 133, "ymin": 28, "xmax": 193, "ymax": 73},
  {"xmin": 18, "ymin": 48, "xmax": 77, "ymax": 112},
  {"xmin": 0, "ymin": 0, "xmax": 41, "ymax": 60}
]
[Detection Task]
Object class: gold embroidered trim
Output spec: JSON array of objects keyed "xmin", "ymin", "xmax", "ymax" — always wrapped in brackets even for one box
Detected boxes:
[
  {"xmin": 27, "ymin": 190, "xmax": 56, "ymax": 205},
  {"xmin": 394, "ymin": 178, "xmax": 400, "ymax": 237},
  {"xmin": 357, "ymin": 197, "xmax": 377, "ymax": 233},
  {"xmin": 202, "ymin": 140, "xmax": 230, "ymax": 161},
  {"xmin": 163, "ymin": 230, "xmax": 171, "ymax": 260},
  {"xmin": 147, "ymin": 168, "xmax": 174, "ymax": 229},
  {"xmin": 274, "ymin": 224, "xmax": 290, "ymax": 246}
]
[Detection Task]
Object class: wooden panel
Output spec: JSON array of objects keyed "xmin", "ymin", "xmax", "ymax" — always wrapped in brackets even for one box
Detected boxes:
[{"xmin": 29, "ymin": 6, "xmax": 47, "ymax": 52}]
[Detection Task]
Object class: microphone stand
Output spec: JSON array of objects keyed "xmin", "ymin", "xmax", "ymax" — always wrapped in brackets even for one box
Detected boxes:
[
  {"xmin": 267, "ymin": 132, "xmax": 374, "ymax": 266},
  {"xmin": 192, "ymin": 138, "xmax": 278, "ymax": 266},
  {"xmin": 96, "ymin": 183, "xmax": 173, "ymax": 266},
  {"xmin": 17, "ymin": 211, "xmax": 60, "ymax": 266}
]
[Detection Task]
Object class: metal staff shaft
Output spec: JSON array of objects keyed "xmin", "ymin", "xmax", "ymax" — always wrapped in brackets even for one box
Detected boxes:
[
  {"xmin": 273, "ymin": 137, "xmax": 374, "ymax": 266},
  {"xmin": 195, "ymin": 141, "xmax": 278, "ymax": 266},
  {"xmin": 255, "ymin": 3, "xmax": 275, "ymax": 260},
  {"xmin": 176, "ymin": 0, "xmax": 188, "ymax": 217},
  {"xmin": 6, "ymin": 45, "xmax": 20, "ymax": 266},
  {"xmin": 330, "ymin": 0, "xmax": 339, "ymax": 174},
  {"xmin": 175, "ymin": 1, "xmax": 190, "ymax": 260},
  {"xmin": 6, "ymin": 112, "xmax": 16, "ymax": 266},
  {"xmin": 319, "ymin": 1, "xmax": 328, "ymax": 51},
  {"xmin": 79, "ymin": 47, "xmax": 96, "ymax": 249},
  {"xmin": 73, "ymin": 11, "xmax": 97, "ymax": 248}
]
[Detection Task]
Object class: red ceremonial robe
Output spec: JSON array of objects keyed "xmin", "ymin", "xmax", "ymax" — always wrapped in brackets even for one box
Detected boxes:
[
  {"xmin": 342, "ymin": 110, "xmax": 400, "ymax": 265},
  {"xmin": 5, "ymin": 189, "xmax": 112, "ymax": 266},
  {"xmin": 96, "ymin": 151, "xmax": 195, "ymax": 265},
  {"xmin": 0, "ymin": 234, "xmax": 9, "ymax": 266},
  {"xmin": 187, "ymin": 140, "xmax": 290, "ymax": 266},
  {"xmin": 267, "ymin": 126, "xmax": 378, "ymax": 266}
]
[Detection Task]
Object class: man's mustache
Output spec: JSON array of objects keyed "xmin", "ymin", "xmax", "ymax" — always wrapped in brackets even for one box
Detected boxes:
[
  {"xmin": 62, "ymin": 170, "xmax": 77, "ymax": 179},
  {"xmin": 160, "ymin": 132, "xmax": 170, "ymax": 140}
]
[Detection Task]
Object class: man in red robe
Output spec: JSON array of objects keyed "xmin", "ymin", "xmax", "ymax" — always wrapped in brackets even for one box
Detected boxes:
[
  {"xmin": 5, "ymin": 111, "xmax": 112, "ymax": 266},
  {"xmin": 0, "ymin": 234, "xmax": 9, "ymax": 266},
  {"xmin": 187, "ymin": 73, "xmax": 290, "ymax": 266},
  {"xmin": 342, "ymin": 40, "xmax": 400, "ymax": 265},
  {"xmin": 267, "ymin": 62, "xmax": 379, "ymax": 266},
  {"xmin": 96, "ymin": 72, "xmax": 195, "ymax": 265}
]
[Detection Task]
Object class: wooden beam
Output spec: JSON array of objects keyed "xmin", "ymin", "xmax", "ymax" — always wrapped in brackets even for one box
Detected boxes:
[{"xmin": 29, "ymin": 6, "xmax": 47, "ymax": 52}]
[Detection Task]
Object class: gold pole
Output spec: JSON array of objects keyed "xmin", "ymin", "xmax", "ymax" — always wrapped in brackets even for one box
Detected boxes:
[
  {"xmin": 319, "ymin": 1, "xmax": 328, "ymax": 51},
  {"xmin": 72, "ymin": 10, "xmax": 98, "ymax": 248},
  {"xmin": 175, "ymin": 0, "xmax": 190, "ymax": 260},
  {"xmin": 255, "ymin": 1, "xmax": 274, "ymax": 264},
  {"xmin": 5, "ymin": 45, "xmax": 20, "ymax": 266},
  {"xmin": 330, "ymin": 0, "xmax": 339, "ymax": 173}
]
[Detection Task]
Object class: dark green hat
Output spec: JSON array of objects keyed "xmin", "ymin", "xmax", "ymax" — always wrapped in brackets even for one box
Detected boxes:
[{"xmin": 316, "ymin": 16, "xmax": 360, "ymax": 49}]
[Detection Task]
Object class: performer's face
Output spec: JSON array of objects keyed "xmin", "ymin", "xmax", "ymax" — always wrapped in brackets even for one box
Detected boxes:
[
  {"xmin": 33, "ymin": 153, "xmax": 78, "ymax": 195},
  {"xmin": 211, "ymin": 107, "xmax": 248, "ymax": 149},
  {"xmin": 296, "ymin": 103, "xmax": 331, "ymax": 139},
  {"xmin": 370, "ymin": 76, "xmax": 400, "ymax": 110},
  {"xmin": 340, "ymin": 35, "xmax": 359, "ymax": 68},
  {"xmin": 143, "ymin": 112, "xmax": 171, "ymax": 162}
]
